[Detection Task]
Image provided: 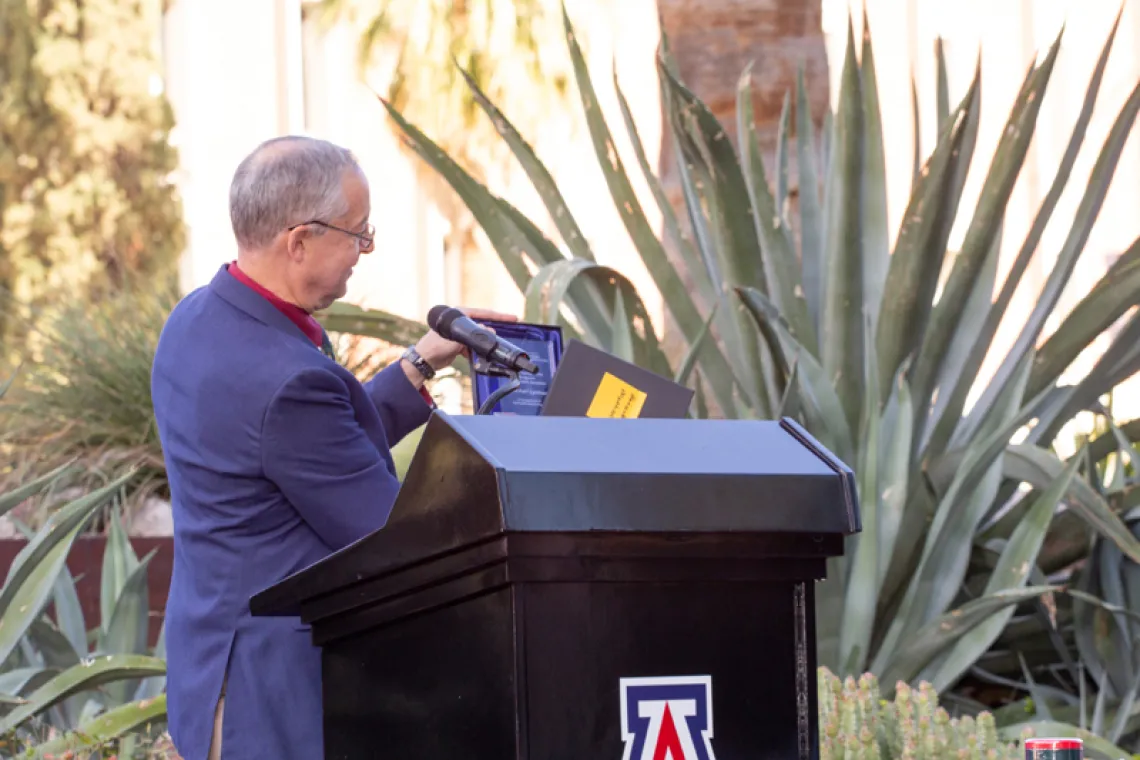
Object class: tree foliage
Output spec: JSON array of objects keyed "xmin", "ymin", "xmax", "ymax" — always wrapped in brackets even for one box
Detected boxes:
[
  {"xmin": 316, "ymin": 0, "xmax": 574, "ymax": 251},
  {"xmin": 0, "ymin": 0, "xmax": 184, "ymax": 337}
]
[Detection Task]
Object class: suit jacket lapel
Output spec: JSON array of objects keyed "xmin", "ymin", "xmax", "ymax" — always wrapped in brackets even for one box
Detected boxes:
[{"xmin": 209, "ymin": 264, "xmax": 314, "ymax": 347}]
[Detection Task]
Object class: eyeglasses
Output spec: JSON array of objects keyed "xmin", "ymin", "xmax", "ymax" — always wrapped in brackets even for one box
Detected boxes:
[{"xmin": 288, "ymin": 220, "xmax": 375, "ymax": 252}]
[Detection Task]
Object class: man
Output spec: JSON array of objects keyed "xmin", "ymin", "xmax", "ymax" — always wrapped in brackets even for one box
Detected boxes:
[{"xmin": 150, "ymin": 135, "xmax": 515, "ymax": 759}]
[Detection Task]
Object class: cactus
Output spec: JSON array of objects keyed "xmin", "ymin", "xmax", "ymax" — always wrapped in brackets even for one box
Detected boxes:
[{"xmin": 818, "ymin": 668, "xmax": 1023, "ymax": 760}]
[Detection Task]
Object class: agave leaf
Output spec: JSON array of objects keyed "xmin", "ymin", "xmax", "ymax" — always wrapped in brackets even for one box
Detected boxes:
[
  {"xmin": 51, "ymin": 564, "xmax": 86, "ymax": 659},
  {"xmin": 929, "ymin": 454, "xmax": 1081, "ymax": 692},
  {"xmin": 135, "ymin": 619, "xmax": 167, "ymax": 702},
  {"xmin": 1108, "ymin": 670, "xmax": 1140, "ymax": 744},
  {"xmin": 674, "ymin": 303, "xmax": 719, "ymax": 386},
  {"xmin": 877, "ymin": 369, "xmax": 914, "ymax": 589},
  {"xmin": 318, "ymin": 302, "xmax": 428, "ymax": 348},
  {"xmin": 859, "ymin": 10, "xmax": 889, "ymax": 329},
  {"xmin": 24, "ymin": 618, "xmax": 84, "ymax": 728},
  {"xmin": 935, "ymin": 37, "xmax": 950, "ymax": 130},
  {"xmin": 561, "ymin": 7, "xmax": 740, "ymax": 415},
  {"xmin": 796, "ymin": 66, "xmax": 825, "ymax": 333},
  {"xmin": 737, "ymin": 63, "xmax": 818, "ymax": 356},
  {"xmin": 99, "ymin": 548, "xmax": 156, "ymax": 705},
  {"xmin": 665, "ymin": 64, "xmax": 775, "ymax": 414},
  {"xmin": 383, "ymin": 93, "xmax": 614, "ymax": 348},
  {"xmin": 932, "ymin": 14, "xmax": 1121, "ymax": 450},
  {"xmin": 492, "ymin": 199, "xmax": 613, "ymax": 348},
  {"xmin": 29, "ymin": 693, "xmax": 167, "ymax": 756},
  {"xmin": 839, "ymin": 309, "xmax": 880, "ymax": 674},
  {"xmin": 101, "ymin": 506, "xmax": 139, "ymax": 633},
  {"xmin": 1031, "ymin": 684, "xmax": 1140, "ymax": 745},
  {"xmin": 959, "ymin": 37, "xmax": 1140, "ymax": 445},
  {"xmin": 24, "ymin": 619, "xmax": 80, "ymax": 672},
  {"xmin": 926, "ymin": 221, "xmax": 1001, "ymax": 451},
  {"xmin": 611, "ymin": 71, "xmax": 710, "ymax": 306},
  {"xmin": 1091, "ymin": 537, "xmax": 1135, "ymax": 698},
  {"xmin": 952, "ymin": 443, "xmax": 1140, "ymax": 565},
  {"xmin": 666, "ymin": 103, "xmax": 721, "ymax": 291},
  {"xmin": 737, "ymin": 287, "xmax": 855, "ymax": 464},
  {"xmin": 0, "ymin": 654, "xmax": 166, "ymax": 735},
  {"xmin": 1016, "ymin": 651, "xmax": 1058, "ymax": 722},
  {"xmin": 455, "ymin": 64, "xmax": 594, "ymax": 262},
  {"xmin": 379, "ymin": 97, "xmax": 531, "ymax": 291},
  {"xmin": 1029, "ymin": 235, "xmax": 1140, "ymax": 399},
  {"xmin": 691, "ymin": 375, "xmax": 708, "ymax": 420},
  {"xmin": 659, "ymin": 64, "xmax": 765, "ymax": 293},
  {"xmin": 879, "ymin": 586, "xmax": 1059, "ymax": 690},
  {"xmin": 524, "ymin": 258, "xmax": 671, "ymax": 377},
  {"xmin": 0, "ymin": 667, "xmax": 40, "ymax": 695},
  {"xmin": 491, "ymin": 199, "xmax": 563, "ymax": 268},
  {"xmin": 735, "ymin": 288, "xmax": 792, "ymax": 389},
  {"xmin": 776, "ymin": 358, "xmax": 801, "ymax": 419},
  {"xmin": 821, "ymin": 17, "xmax": 865, "ymax": 433},
  {"xmin": 385, "ymin": 93, "xmax": 624, "ymax": 348},
  {"xmin": 775, "ymin": 91, "xmax": 791, "ymax": 223},
  {"xmin": 1034, "ymin": 312, "xmax": 1140, "ymax": 448},
  {"xmin": 910, "ymin": 39, "xmax": 1060, "ymax": 413},
  {"xmin": 0, "ymin": 462, "xmax": 77, "ymax": 520},
  {"xmin": 672, "ymin": 104, "xmax": 772, "ymax": 414},
  {"xmin": 875, "ymin": 73, "xmax": 978, "ymax": 400},
  {"xmin": 911, "ymin": 74, "xmax": 921, "ymax": 183},
  {"xmin": 0, "ymin": 474, "xmax": 132, "ymax": 668},
  {"xmin": 610, "ymin": 289, "xmax": 634, "ymax": 363},
  {"xmin": 871, "ymin": 355, "xmax": 1043, "ymax": 672}
]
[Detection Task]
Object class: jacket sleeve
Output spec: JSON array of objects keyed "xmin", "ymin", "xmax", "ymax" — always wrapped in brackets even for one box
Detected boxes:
[
  {"xmin": 362, "ymin": 361, "xmax": 434, "ymax": 445},
  {"xmin": 262, "ymin": 367, "xmax": 404, "ymax": 551}
]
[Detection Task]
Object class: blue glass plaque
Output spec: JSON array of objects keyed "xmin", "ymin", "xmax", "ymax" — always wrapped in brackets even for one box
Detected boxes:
[{"xmin": 470, "ymin": 320, "xmax": 563, "ymax": 415}]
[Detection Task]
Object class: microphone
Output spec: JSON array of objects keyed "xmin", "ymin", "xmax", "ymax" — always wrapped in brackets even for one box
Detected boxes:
[{"xmin": 427, "ymin": 305, "xmax": 539, "ymax": 374}]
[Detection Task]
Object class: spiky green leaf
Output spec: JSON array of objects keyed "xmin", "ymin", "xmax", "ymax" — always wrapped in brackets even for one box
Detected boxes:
[{"xmin": 0, "ymin": 654, "xmax": 166, "ymax": 736}]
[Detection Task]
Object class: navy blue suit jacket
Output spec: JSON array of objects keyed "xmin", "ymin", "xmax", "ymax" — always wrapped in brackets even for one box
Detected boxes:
[{"xmin": 151, "ymin": 265, "xmax": 432, "ymax": 759}]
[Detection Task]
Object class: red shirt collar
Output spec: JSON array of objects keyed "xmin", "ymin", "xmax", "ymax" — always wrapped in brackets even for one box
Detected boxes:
[
  {"xmin": 226, "ymin": 261, "xmax": 436, "ymax": 408},
  {"xmin": 227, "ymin": 261, "xmax": 324, "ymax": 347}
]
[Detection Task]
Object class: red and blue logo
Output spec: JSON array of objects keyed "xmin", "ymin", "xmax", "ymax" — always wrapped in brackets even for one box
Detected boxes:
[{"xmin": 619, "ymin": 675, "xmax": 717, "ymax": 760}]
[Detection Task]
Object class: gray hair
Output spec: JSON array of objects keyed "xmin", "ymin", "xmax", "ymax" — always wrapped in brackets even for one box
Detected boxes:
[{"xmin": 229, "ymin": 135, "xmax": 363, "ymax": 250}]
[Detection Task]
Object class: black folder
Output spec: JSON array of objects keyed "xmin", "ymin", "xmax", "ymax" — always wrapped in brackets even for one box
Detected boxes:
[{"xmin": 539, "ymin": 339, "xmax": 695, "ymax": 419}]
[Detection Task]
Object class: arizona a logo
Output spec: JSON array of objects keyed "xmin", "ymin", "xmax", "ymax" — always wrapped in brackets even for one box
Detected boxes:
[{"xmin": 619, "ymin": 675, "xmax": 716, "ymax": 760}]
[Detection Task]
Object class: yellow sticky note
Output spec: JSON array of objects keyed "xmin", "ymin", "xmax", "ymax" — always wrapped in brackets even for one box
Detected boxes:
[{"xmin": 586, "ymin": 372, "xmax": 647, "ymax": 418}]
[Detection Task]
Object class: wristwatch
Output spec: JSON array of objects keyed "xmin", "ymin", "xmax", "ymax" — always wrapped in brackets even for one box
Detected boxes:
[{"xmin": 400, "ymin": 345, "xmax": 436, "ymax": 381}]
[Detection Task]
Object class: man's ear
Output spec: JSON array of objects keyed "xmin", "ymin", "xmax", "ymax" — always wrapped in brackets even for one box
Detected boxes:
[{"xmin": 285, "ymin": 225, "xmax": 309, "ymax": 262}]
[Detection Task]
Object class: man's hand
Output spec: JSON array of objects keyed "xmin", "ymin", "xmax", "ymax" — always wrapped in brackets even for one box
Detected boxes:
[{"xmin": 401, "ymin": 307, "xmax": 519, "ymax": 387}]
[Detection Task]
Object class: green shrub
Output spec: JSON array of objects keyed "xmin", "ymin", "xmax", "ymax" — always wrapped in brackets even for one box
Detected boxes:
[{"xmin": 0, "ymin": 282, "xmax": 176, "ymax": 526}]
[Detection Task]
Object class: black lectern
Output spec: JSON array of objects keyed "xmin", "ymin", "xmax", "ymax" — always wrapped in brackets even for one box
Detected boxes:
[{"xmin": 251, "ymin": 412, "xmax": 860, "ymax": 760}]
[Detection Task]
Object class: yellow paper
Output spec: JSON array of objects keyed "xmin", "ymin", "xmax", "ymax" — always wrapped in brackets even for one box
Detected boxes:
[{"xmin": 586, "ymin": 372, "xmax": 647, "ymax": 418}]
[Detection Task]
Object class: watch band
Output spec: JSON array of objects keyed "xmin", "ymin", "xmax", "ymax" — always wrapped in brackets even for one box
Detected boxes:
[{"xmin": 400, "ymin": 345, "xmax": 436, "ymax": 380}]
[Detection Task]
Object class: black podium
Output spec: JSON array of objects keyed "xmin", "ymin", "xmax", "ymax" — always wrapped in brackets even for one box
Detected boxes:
[{"xmin": 251, "ymin": 412, "xmax": 860, "ymax": 760}]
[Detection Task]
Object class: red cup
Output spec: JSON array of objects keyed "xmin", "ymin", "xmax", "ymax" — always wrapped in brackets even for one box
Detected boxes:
[{"xmin": 1025, "ymin": 738, "xmax": 1083, "ymax": 760}]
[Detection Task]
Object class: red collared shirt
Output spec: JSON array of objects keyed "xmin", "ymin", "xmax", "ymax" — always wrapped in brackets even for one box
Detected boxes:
[{"xmin": 227, "ymin": 261, "xmax": 434, "ymax": 407}]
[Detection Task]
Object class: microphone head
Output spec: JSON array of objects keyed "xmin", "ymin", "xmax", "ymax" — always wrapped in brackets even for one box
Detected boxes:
[{"xmin": 427, "ymin": 305, "xmax": 465, "ymax": 339}]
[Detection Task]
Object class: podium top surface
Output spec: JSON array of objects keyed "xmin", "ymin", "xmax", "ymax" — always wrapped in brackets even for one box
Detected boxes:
[
  {"xmin": 447, "ymin": 415, "xmax": 839, "ymax": 477},
  {"xmin": 250, "ymin": 413, "xmax": 861, "ymax": 617}
]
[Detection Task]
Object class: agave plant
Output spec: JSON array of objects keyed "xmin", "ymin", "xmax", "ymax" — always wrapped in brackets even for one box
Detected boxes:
[
  {"xmin": 0, "ymin": 468, "xmax": 167, "ymax": 756},
  {"xmin": 963, "ymin": 411, "xmax": 1140, "ymax": 754},
  {"xmin": 339, "ymin": 0, "xmax": 1140, "ymax": 736}
]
